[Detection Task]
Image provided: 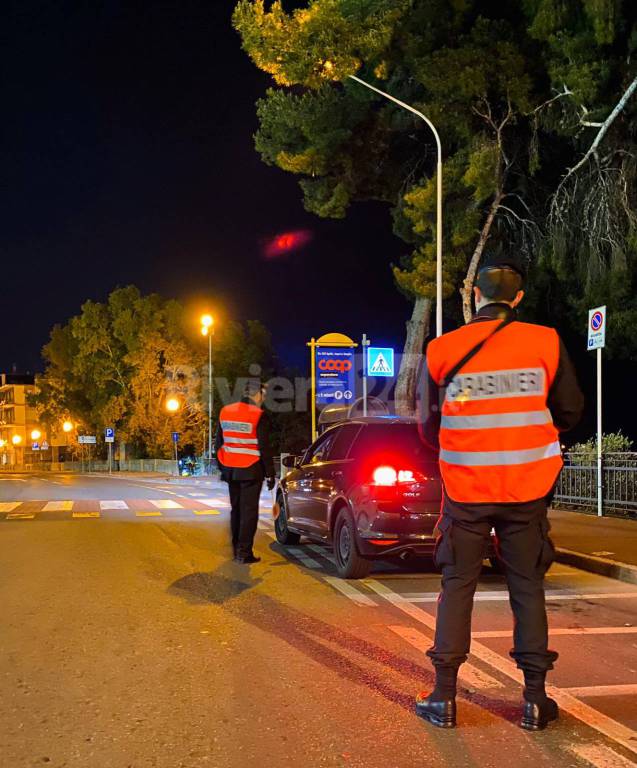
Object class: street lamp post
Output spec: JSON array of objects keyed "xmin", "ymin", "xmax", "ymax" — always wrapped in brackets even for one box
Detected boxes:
[
  {"xmin": 348, "ymin": 74, "xmax": 443, "ymax": 337},
  {"xmin": 165, "ymin": 397, "xmax": 181, "ymax": 475},
  {"xmin": 200, "ymin": 314, "xmax": 214, "ymax": 474}
]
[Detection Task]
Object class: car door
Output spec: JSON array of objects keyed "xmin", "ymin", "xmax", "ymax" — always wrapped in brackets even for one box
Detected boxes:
[
  {"xmin": 284, "ymin": 431, "xmax": 336, "ymax": 533},
  {"xmin": 303, "ymin": 424, "xmax": 362, "ymax": 535}
]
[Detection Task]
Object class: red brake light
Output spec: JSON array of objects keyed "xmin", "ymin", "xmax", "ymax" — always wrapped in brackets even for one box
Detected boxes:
[
  {"xmin": 371, "ymin": 466, "xmax": 425, "ymax": 486},
  {"xmin": 373, "ymin": 466, "xmax": 397, "ymax": 486}
]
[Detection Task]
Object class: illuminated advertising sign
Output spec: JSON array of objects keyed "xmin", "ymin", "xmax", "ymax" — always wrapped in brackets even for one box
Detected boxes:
[{"xmin": 316, "ymin": 347, "xmax": 356, "ymax": 405}]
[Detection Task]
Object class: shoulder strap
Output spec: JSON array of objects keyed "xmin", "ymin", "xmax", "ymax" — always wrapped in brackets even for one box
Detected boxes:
[{"xmin": 439, "ymin": 314, "xmax": 515, "ymax": 388}]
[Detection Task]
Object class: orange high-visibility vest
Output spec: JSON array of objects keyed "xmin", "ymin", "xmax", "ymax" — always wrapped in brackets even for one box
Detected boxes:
[
  {"xmin": 217, "ymin": 402, "xmax": 262, "ymax": 468},
  {"xmin": 427, "ymin": 320, "xmax": 562, "ymax": 504}
]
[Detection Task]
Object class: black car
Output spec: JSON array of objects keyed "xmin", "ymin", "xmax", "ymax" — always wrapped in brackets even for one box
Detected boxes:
[{"xmin": 276, "ymin": 416, "xmax": 446, "ymax": 578}]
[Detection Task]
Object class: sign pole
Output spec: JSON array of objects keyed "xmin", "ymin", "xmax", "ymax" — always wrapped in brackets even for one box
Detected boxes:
[
  {"xmin": 597, "ymin": 346, "xmax": 603, "ymax": 517},
  {"xmin": 108, "ymin": 442, "xmax": 112, "ymax": 475},
  {"xmin": 309, "ymin": 338, "xmax": 317, "ymax": 442},
  {"xmin": 361, "ymin": 334, "xmax": 370, "ymax": 417}
]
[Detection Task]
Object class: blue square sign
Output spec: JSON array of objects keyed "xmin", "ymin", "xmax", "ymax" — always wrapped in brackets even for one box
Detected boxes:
[{"xmin": 367, "ymin": 347, "xmax": 394, "ymax": 377}]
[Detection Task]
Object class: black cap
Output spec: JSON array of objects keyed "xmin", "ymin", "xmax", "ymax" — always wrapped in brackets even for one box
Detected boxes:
[
  {"xmin": 476, "ymin": 254, "xmax": 525, "ymax": 302},
  {"xmin": 477, "ymin": 253, "xmax": 526, "ymax": 280}
]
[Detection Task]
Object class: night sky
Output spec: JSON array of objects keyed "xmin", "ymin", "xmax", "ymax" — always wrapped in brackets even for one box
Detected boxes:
[
  {"xmin": 3, "ymin": 0, "xmax": 409, "ymax": 375},
  {"xmin": 2, "ymin": 1, "xmax": 632, "ymax": 440}
]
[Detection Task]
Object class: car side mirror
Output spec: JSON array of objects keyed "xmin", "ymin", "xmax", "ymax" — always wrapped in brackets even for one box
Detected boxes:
[{"xmin": 282, "ymin": 454, "xmax": 300, "ymax": 469}]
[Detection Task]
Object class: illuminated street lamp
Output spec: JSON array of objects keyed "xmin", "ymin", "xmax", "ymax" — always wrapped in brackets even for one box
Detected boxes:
[
  {"xmin": 62, "ymin": 421, "xmax": 73, "ymax": 433},
  {"xmin": 0, "ymin": 439, "xmax": 5, "ymax": 448},
  {"xmin": 200, "ymin": 313, "xmax": 214, "ymax": 474},
  {"xmin": 12, "ymin": 434, "xmax": 22, "ymax": 445},
  {"xmin": 165, "ymin": 397, "xmax": 181, "ymax": 413},
  {"xmin": 31, "ymin": 429, "xmax": 42, "ymax": 441}
]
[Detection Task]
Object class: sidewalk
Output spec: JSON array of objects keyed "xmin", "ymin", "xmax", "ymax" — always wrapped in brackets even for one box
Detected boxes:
[{"xmin": 549, "ymin": 507, "xmax": 637, "ymax": 584}]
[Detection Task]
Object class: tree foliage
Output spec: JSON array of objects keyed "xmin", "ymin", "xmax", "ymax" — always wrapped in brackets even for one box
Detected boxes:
[
  {"xmin": 32, "ymin": 287, "xmax": 278, "ymax": 458},
  {"xmin": 234, "ymin": 0, "xmax": 637, "ymax": 340}
]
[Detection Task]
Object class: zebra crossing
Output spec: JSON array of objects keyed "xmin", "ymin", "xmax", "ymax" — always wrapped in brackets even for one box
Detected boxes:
[{"xmin": 0, "ymin": 496, "xmax": 228, "ymax": 520}]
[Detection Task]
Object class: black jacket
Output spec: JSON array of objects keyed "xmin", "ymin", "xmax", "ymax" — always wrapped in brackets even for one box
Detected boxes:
[{"xmin": 214, "ymin": 397, "xmax": 276, "ymax": 482}]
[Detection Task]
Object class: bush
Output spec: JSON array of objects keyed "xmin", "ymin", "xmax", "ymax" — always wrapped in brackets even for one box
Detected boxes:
[{"xmin": 570, "ymin": 431, "xmax": 634, "ymax": 459}]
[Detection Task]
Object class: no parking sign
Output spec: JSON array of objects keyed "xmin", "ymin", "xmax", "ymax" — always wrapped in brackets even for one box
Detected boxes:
[{"xmin": 587, "ymin": 306, "xmax": 606, "ymax": 350}]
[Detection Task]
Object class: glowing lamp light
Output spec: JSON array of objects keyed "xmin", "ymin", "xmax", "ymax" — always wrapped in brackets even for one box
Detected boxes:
[
  {"xmin": 31, "ymin": 429, "xmax": 42, "ymax": 441},
  {"xmin": 0, "ymin": 439, "xmax": 5, "ymax": 448},
  {"xmin": 12, "ymin": 435, "xmax": 22, "ymax": 446},
  {"xmin": 63, "ymin": 421, "xmax": 74, "ymax": 433},
  {"xmin": 166, "ymin": 397, "xmax": 181, "ymax": 413},
  {"xmin": 201, "ymin": 326, "xmax": 209, "ymax": 336},
  {"xmin": 200, "ymin": 314, "xmax": 213, "ymax": 328}
]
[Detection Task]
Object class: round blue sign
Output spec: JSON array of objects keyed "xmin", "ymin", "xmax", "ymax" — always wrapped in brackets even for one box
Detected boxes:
[{"xmin": 591, "ymin": 311, "xmax": 603, "ymax": 331}]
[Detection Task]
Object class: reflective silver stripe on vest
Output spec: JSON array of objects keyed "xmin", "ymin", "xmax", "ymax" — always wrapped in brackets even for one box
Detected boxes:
[
  {"xmin": 225, "ymin": 436, "xmax": 259, "ymax": 445},
  {"xmin": 440, "ymin": 441, "xmax": 561, "ymax": 467},
  {"xmin": 446, "ymin": 367, "xmax": 545, "ymax": 402},
  {"xmin": 220, "ymin": 420, "xmax": 252, "ymax": 434},
  {"xmin": 222, "ymin": 445, "xmax": 261, "ymax": 457},
  {"xmin": 441, "ymin": 410, "xmax": 552, "ymax": 431}
]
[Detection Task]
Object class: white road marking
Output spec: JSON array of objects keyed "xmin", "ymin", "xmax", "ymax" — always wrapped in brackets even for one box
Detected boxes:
[
  {"xmin": 323, "ymin": 576, "xmax": 375, "ymax": 606},
  {"xmin": 99, "ymin": 500, "xmax": 129, "ymax": 510},
  {"xmin": 563, "ymin": 684, "xmax": 637, "ymax": 698},
  {"xmin": 6, "ymin": 512, "xmax": 35, "ymax": 520},
  {"xmin": 72, "ymin": 511, "xmax": 100, "ymax": 518},
  {"xmin": 42, "ymin": 501, "xmax": 73, "ymax": 511},
  {"xmin": 287, "ymin": 548, "xmax": 322, "ymax": 570},
  {"xmin": 570, "ymin": 744, "xmax": 637, "ymax": 768},
  {"xmin": 401, "ymin": 590, "xmax": 637, "ymax": 603},
  {"xmin": 366, "ymin": 579, "xmax": 637, "ymax": 756},
  {"xmin": 307, "ymin": 544, "xmax": 336, "ymax": 565},
  {"xmin": 149, "ymin": 499, "xmax": 183, "ymax": 509},
  {"xmin": 198, "ymin": 498, "xmax": 230, "ymax": 508},
  {"xmin": 389, "ymin": 625, "xmax": 504, "ymax": 690},
  {"xmin": 0, "ymin": 502, "xmax": 22, "ymax": 512},
  {"xmin": 188, "ymin": 492, "xmax": 208, "ymax": 497},
  {"xmin": 473, "ymin": 627, "xmax": 637, "ymax": 638}
]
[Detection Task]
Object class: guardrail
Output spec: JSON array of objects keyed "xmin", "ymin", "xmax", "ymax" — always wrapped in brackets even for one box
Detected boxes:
[{"xmin": 554, "ymin": 452, "xmax": 637, "ymax": 516}]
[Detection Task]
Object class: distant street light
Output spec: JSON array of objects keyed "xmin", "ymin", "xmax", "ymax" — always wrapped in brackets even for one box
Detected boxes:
[
  {"xmin": 200, "ymin": 313, "xmax": 215, "ymax": 474},
  {"xmin": 12, "ymin": 434, "xmax": 22, "ymax": 445},
  {"xmin": 348, "ymin": 74, "xmax": 444, "ymax": 337},
  {"xmin": 0, "ymin": 439, "xmax": 5, "ymax": 448},
  {"xmin": 31, "ymin": 429, "xmax": 42, "ymax": 441},
  {"xmin": 166, "ymin": 397, "xmax": 181, "ymax": 413},
  {"xmin": 62, "ymin": 421, "xmax": 73, "ymax": 433}
]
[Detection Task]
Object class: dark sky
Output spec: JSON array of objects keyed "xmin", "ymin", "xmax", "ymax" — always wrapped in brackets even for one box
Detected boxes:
[{"xmin": 2, "ymin": 0, "xmax": 410, "ymax": 375}]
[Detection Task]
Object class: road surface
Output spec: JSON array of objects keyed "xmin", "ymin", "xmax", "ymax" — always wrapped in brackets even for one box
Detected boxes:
[{"xmin": 1, "ymin": 472, "xmax": 636, "ymax": 768}]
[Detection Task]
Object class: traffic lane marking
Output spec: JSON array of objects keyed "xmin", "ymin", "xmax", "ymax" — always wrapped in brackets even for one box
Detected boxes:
[
  {"xmin": 399, "ymin": 590, "xmax": 637, "ymax": 602},
  {"xmin": 42, "ymin": 501, "xmax": 73, "ymax": 511},
  {"xmin": 0, "ymin": 502, "xmax": 21, "ymax": 512},
  {"xmin": 135, "ymin": 510, "xmax": 163, "ymax": 517},
  {"xmin": 72, "ymin": 511, "xmax": 100, "ymax": 518},
  {"xmin": 570, "ymin": 744, "xmax": 637, "ymax": 768},
  {"xmin": 563, "ymin": 685, "xmax": 637, "ymax": 698},
  {"xmin": 287, "ymin": 548, "xmax": 323, "ymax": 570},
  {"xmin": 365, "ymin": 579, "xmax": 637, "ymax": 756},
  {"xmin": 6, "ymin": 511, "xmax": 35, "ymax": 520},
  {"xmin": 193, "ymin": 509, "xmax": 221, "ymax": 516},
  {"xmin": 323, "ymin": 576, "xmax": 376, "ymax": 606},
  {"xmin": 389, "ymin": 625, "xmax": 505, "ymax": 690},
  {"xmin": 149, "ymin": 499, "xmax": 183, "ymax": 509},
  {"xmin": 100, "ymin": 500, "xmax": 129, "ymax": 509},
  {"xmin": 473, "ymin": 627, "xmax": 637, "ymax": 638}
]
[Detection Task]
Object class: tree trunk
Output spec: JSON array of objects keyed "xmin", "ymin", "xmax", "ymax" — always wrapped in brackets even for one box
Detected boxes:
[
  {"xmin": 394, "ymin": 296, "xmax": 432, "ymax": 417},
  {"xmin": 460, "ymin": 191, "xmax": 503, "ymax": 323}
]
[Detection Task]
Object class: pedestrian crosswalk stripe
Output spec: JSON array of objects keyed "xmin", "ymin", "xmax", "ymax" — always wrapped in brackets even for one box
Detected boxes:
[
  {"xmin": 188, "ymin": 492, "xmax": 208, "ymax": 497},
  {"xmin": 288, "ymin": 548, "xmax": 322, "ymax": 569},
  {"xmin": 193, "ymin": 509, "xmax": 221, "ymax": 515},
  {"xmin": 73, "ymin": 511, "xmax": 100, "ymax": 518},
  {"xmin": 0, "ymin": 502, "xmax": 21, "ymax": 512},
  {"xmin": 136, "ymin": 510, "xmax": 162, "ymax": 517},
  {"xmin": 570, "ymin": 744, "xmax": 637, "ymax": 768},
  {"xmin": 149, "ymin": 499, "xmax": 182, "ymax": 509},
  {"xmin": 42, "ymin": 501, "xmax": 73, "ymax": 511},
  {"xmin": 323, "ymin": 576, "xmax": 375, "ymax": 606},
  {"xmin": 100, "ymin": 500, "xmax": 129, "ymax": 510},
  {"xmin": 197, "ymin": 498, "xmax": 229, "ymax": 507}
]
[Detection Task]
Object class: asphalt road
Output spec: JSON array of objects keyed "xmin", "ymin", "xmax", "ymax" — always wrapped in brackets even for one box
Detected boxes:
[{"xmin": 1, "ymin": 472, "xmax": 636, "ymax": 768}]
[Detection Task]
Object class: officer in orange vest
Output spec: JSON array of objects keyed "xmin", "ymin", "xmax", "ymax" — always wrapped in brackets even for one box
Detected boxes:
[
  {"xmin": 416, "ymin": 255, "xmax": 583, "ymax": 731},
  {"xmin": 215, "ymin": 381, "xmax": 275, "ymax": 564}
]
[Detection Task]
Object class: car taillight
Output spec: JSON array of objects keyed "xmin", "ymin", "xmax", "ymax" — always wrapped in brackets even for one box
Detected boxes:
[{"xmin": 371, "ymin": 465, "xmax": 424, "ymax": 486}]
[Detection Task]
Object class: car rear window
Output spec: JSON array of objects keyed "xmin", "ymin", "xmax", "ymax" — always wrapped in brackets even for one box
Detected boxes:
[{"xmin": 350, "ymin": 423, "xmax": 439, "ymax": 470}]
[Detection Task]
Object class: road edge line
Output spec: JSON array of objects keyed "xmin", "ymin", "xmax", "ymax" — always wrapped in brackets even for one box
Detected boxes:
[{"xmin": 555, "ymin": 547, "xmax": 637, "ymax": 586}]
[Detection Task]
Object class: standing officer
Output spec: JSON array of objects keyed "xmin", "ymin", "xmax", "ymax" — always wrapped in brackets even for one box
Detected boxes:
[
  {"xmin": 417, "ymin": 255, "xmax": 583, "ymax": 730},
  {"xmin": 215, "ymin": 381, "xmax": 276, "ymax": 564}
]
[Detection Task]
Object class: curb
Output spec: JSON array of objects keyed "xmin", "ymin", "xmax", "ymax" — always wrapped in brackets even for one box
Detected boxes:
[{"xmin": 555, "ymin": 547, "xmax": 637, "ymax": 586}]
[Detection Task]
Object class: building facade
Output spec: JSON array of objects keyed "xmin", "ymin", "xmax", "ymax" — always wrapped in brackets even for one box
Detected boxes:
[{"xmin": 0, "ymin": 374, "xmax": 44, "ymax": 467}]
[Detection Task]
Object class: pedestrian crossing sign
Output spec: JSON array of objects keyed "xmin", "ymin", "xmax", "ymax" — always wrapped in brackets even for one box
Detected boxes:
[{"xmin": 367, "ymin": 347, "xmax": 395, "ymax": 377}]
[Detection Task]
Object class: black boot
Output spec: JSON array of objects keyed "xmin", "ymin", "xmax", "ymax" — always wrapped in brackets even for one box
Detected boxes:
[
  {"xmin": 234, "ymin": 553, "xmax": 261, "ymax": 564},
  {"xmin": 520, "ymin": 698, "xmax": 559, "ymax": 731},
  {"xmin": 415, "ymin": 694, "xmax": 457, "ymax": 728},
  {"xmin": 415, "ymin": 666, "xmax": 457, "ymax": 728}
]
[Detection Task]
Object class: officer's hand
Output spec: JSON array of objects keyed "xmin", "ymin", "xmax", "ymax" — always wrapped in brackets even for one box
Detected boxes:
[{"xmin": 267, "ymin": 477, "xmax": 276, "ymax": 491}]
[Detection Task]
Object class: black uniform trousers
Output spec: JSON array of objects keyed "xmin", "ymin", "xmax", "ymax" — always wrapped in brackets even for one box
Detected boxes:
[
  {"xmin": 228, "ymin": 477, "xmax": 263, "ymax": 557},
  {"xmin": 428, "ymin": 499, "xmax": 558, "ymax": 675}
]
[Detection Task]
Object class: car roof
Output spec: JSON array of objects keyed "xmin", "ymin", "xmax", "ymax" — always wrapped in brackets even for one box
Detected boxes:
[{"xmin": 327, "ymin": 415, "xmax": 417, "ymax": 428}]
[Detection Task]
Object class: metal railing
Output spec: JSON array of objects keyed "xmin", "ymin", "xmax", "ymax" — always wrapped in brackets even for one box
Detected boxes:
[{"xmin": 554, "ymin": 452, "xmax": 637, "ymax": 516}]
